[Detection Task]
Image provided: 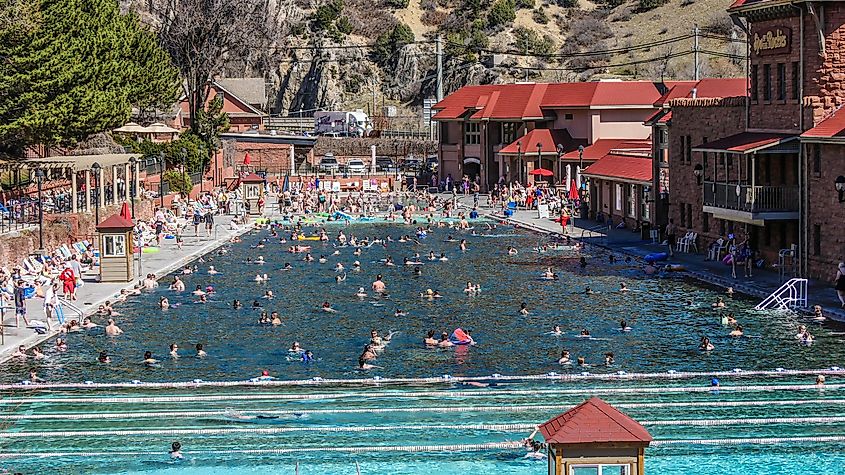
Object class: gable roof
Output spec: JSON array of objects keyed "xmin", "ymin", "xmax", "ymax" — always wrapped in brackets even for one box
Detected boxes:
[
  {"xmin": 215, "ymin": 78, "xmax": 266, "ymax": 109},
  {"xmin": 694, "ymin": 132, "xmax": 797, "ymax": 154},
  {"xmin": 499, "ymin": 129, "xmax": 565, "ymax": 155},
  {"xmin": 653, "ymin": 78, "xmax": 748, "ymax": 107},
  {"xmin": 801, "ymin": 107, "xmax": 845, "ymax": 139},
  {"xmin": 539, "ymin": 397, "xmax": 653, "ymax": 445},
  {"xmin": 97, "ymin": 214, "xmax": 134, "ymax": 230},
  {"xmin": 433, "ymin": 81, "xmax": 670, "ymax": 121},
  {"xmin": 211, "ymin": 80, "xmax": 265, "ymax": 117},
  {"xmin": 582, "ymin": 152, "xmax": 653, "ymax": 184},
  {"xmin": 561, "ymin": 138, "xmax": 652, "ymax": 160}
]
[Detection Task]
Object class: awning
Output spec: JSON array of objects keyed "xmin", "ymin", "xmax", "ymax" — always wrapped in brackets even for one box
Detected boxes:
[
  {"xmin": 693, "ymin": 132, "xmax": 798, "ymax": 154},
  {"xmin": 582, "ymin": 153, "xmax": 652, "ymax": 184}
]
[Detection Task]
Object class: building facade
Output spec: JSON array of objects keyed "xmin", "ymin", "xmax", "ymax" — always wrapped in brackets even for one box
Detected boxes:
[
  {"xmin": 176, "ymin": 80, "xmax": 266, "ymax": 133},
  {"xmin": 431, "ymin": 82, "xmax": 675, "ymax": 191},
  {"xmin": 667, "ymin": 0, "xmax": 845, "ymax": 282}
]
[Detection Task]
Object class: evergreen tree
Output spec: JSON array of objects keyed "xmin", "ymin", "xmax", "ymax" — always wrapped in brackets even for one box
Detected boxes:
[
  {"xmin": 371, "ymin": 23, "xmax": 415, "ymax": 68},
  {"xmin": 0, "ymin": 0, "xmax": 179, "ymax": 155}
]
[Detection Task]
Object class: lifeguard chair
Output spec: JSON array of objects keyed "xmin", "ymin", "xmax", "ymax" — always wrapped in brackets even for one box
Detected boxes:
[
  {"xmin": 539, "ymin": 397, "xmax": 652, "ymax": 475},
  {"xmin": 96, "ymin": 214, "xmax": 135, "ymax": 283},
  {"xmin": 240, "ymin": 174, "xmax": 265, "ymax": 216}
]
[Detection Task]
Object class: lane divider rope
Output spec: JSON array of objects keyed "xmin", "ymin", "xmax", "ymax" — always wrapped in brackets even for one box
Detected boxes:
[
  {"xmin": 1, "ymin": 383, "xmax": 839, "ymax": 405},
  {"xmin": 2, "ymin": 399, "xmax": 844, "ymax": 420},
  {"xmin": 0, "ymin": 368, "xmax": 840, "ymax": 391}
]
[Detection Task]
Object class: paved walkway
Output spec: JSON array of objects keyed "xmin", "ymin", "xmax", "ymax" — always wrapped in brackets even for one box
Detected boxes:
[
  {"xmin": 0, "ymin": 211, "xmax": 254, "ymax": 361},
  {"xmin": 454, "ymin": 195, "xmax": 845, "ymax": 323}
]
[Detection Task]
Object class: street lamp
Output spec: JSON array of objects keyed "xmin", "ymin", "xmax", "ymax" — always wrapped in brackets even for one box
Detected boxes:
[
  {"xmin": 91, "ymin": 162, "xmax": 101, "ymax": 224},
  {"xmin": 516, "ymin": 141, "xmax": 522, "ymax": 184},
  {"xmin": 129, "ymin": 156, "xmax": 137, "ymax": 218},
  {"xmin": 836, "ymin": 175, "xmax": 845, "ymax": 203},
  {"xmin": 693, "ymin": 164, "xmax": 703, "ymax": 186},
  {"xmin": 578, "ymin": 145, "xmax": 585, "ymax": 190},
  {"xmin": 35, "ymin": 168, "xmax": 44, "ymax": 252},
  {"xmin": 555, "ymin": 143, "xmax": 564, "ymax": 187}
]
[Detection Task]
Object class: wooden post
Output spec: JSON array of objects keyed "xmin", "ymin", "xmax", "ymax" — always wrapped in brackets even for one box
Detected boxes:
[
  {"xmin": 112, "ymin": 165, "xmax": 119, "ymax": 203},
  {"xmin": 84, "ymin": 169, "xmax": 91, "ymax": 211}
]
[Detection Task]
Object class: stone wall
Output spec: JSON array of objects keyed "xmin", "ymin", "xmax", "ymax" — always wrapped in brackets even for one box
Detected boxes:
[
  {"xmin": 0, "ymin": 200, "xmax": 155, "ymax": 269},
  {"xmin": 805, "ymin": 143, "xmax": 845, "ymax": 282},
  {"xmin": 314, "ymin": 137, "xmax": 436, "ymax": 161}
]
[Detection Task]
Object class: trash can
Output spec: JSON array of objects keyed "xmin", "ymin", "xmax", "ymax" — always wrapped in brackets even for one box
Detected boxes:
[{"xmin": 640, "ymin": 221, "xmax": 651, "ymax": 240}]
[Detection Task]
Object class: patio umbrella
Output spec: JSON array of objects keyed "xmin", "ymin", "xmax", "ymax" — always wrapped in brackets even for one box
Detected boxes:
[
  {"xmin": 568, "ymin": 179, "xmax": 579, "ymax": 200},
  {"xmin": 119, "ymin": 202, "xmax": 131, "ymax": 220},
  {"xmin": 528, "ymin": 168, "xmax": 554, "ymax": 177},
  {"xmin": 146, "ymin": 122, "xmax": 179, "ymax": 134},
  {"xmin": 113, "ymin": 122, "xmax": 146, "ymax": 133},
  {"xmin": 243, "ymin": 152, "xmax": 252, "ymax": 166}
]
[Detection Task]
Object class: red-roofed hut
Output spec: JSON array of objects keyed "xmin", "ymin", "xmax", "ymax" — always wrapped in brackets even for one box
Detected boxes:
[
  {"xmin": 240, "ymin": 173, "xmax": 265, "ymax": 216},
  {"xmin": 539, "ymin": 397, "xmax": 652, "ymax": 475},
  {"xmin": 96, "ymin": 214, "xmax": 135, "ymax": 282}
]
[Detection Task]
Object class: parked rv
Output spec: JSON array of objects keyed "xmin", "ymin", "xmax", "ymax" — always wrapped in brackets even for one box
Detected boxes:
[{"xmin": 313, "ymin": 110, "xmax": 372, "ymax": 137}]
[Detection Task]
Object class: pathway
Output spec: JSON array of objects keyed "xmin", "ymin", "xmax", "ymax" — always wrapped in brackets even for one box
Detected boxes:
[
  {"xmin": 0, "ymin": 210, "xmax": 255, "ymax": 361},
  {"xmin": 453, "ymin": 195, "xmax": 845, "ymax": 323}
]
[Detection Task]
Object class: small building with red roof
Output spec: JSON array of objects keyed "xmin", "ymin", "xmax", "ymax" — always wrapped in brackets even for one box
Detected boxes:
[{"xmin": 539, "ymin": 397, "xmax": 652, "ymax": 475}]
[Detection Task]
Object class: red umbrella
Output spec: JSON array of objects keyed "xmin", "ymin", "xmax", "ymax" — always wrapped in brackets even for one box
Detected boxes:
[
  {"xmin": 528, "ymin": 168, "xmax": 554, "ymax": 177},
  {"xmin": 568, "ymin": 179, "xmax": 579, "ymax": 200},
  {"xmin": 243, "ymin": 152, "xmax": 252, "ymax": 165},
  {"xmin": 119, "ymin": 202, "xmax": 131, "ymax": 220}
]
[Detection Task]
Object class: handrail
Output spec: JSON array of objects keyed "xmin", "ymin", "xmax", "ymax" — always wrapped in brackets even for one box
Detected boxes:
[{"xmin": 755, "ymin": 278, "xmax": 807, "ymax": 310}]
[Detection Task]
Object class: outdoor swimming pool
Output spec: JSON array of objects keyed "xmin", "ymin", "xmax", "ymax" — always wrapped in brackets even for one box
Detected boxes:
[{"xmin": 1, "ymin": 220, "xmax": 843, "ymax": 473}]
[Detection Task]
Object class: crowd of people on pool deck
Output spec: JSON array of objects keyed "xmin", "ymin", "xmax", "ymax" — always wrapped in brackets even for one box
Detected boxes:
[{"xmin": 5, "ymin": 184, "xmax": 833, "ymax": 387}]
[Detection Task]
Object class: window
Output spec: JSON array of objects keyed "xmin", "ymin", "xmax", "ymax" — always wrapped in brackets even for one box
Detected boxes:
[
  {"xmin": 464, "ymin": 122, "xmax": 480, "ymax": 145},
  {"xmin": 702, "ymin": 212, "xmax": 710, "ymax": 232},
  {"xmin": 615, "ymin": 184, "xmax": 623, "ymax": 211},
  {"xmin": 103, "ymin": 234, "xmax": 127, "ymax": 257},
  {"xmin": 627, "ymin": 184, "xmax": 637, "ymax": 218},
  {"xmin": 792, "ymin": 61, "xmax": 800, "ymax": 100},
  {"xmin": 570, "ymin": 464, "xmax": 631, "ymax": 475},
  {"xmin": 812, "ymin": 144, "xmax": 821, "ymax": 175},
  {"xmin": 564, "ymin": 113, "xmax": 574, "ymax": 120},
  {"xmin": 642, "ymin": 187, "xmax": 651, "ymax": 222},
  {"xmin": 777, "ymin": 63, "xmax": 786, "ymax": 100},
  {"xmin": 813, "ymin": 224, "xmax": 821, "ymax": 256},
  {"xmin": 763, "ymin": 63, "xmax": 771, "ymax": 101},
  {"xmin": 751, "ymin": 64, "xmax": 759, "ymax": 102},
  {"xmin": 501, "ymin": 122, "xmax": 518, "ymax": 145}
]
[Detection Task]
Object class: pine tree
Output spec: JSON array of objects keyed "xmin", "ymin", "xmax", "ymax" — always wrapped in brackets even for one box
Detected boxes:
[{"xmin": 0, "ymin": 0, "xmax": 179, "ymax": 155}]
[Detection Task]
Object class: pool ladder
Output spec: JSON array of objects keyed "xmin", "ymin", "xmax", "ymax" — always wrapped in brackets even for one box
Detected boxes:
[{"xmin": 754, "ymin": 278, "xmax": 808, "ymax": 311}]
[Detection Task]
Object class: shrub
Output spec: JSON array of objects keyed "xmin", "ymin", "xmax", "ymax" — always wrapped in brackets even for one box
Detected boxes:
[
  {"xmin": 638, "ymin": 0, "xmax": 665, "ymax": 11},
  {"xmin": 488, "ymin": 0, "xmax": 516, "ymax": 27},
  {"xmin": 515, "ymin": 0, "xmax": 534, "ymax": 8},
  {"xmin": 421, "ymin": 9, "xmax": 449, "ymax": 26},
  {"xmin": 336, "ymin": 16, "xmax": 353, "ymax": 34},
  {"xmin": 420, "ymin": 0, "xmax": 437, "ymax": 9},
  {"xmin": 555, "ymin": 0, "xmax": 578, "ymax": 6},
  {"xmin": 384, "ymin": 0, "xmax": 410, "ymax": 8},
  {"xmin": 561, "ymin": 13, "xmax": 612, "ymax": 53},
  {"xmin": 162, "ymin": 170, "xmax": 192, "ymax": 195},
  {"xmin": 311, "ymin": 0, "xmax": 344, "ymax": 30},
  {"xmin": 371, "ymin": 22, "xmax": 415, "ymax": 67},
  {"xmin": 532, "ymin": 7, "xmax": 549, "ymax": 24},
  {"xmin": 513, "ymin": 25, "xmax": 554, "ymax": 55}
]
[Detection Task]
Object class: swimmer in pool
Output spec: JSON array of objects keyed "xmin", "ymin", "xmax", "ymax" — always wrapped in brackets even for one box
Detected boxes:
[
  {"xmin": 413, "ymin": 266, "xmax": 422, "ymax": 276},
  {"xmin": 335, "ymin": 273, "xmax": 347, "ymax": 283},
  {"xmin": 358, "ymin": 344, "xmax": 379, "ymax": 370},
  {"xmin": 81, "ymin": 317, "xmax": 98, "ymax": 329},
  {"xmin": 283, "ymin": 263, "xmax": 292, "ymax": 271},
  {"xmin": 584, "ymin": 287, "xmax": 594, "ymax": 295},
  {"xmin": 169, "ymin": 343, "xmax": 179, "ymax": 358},
  {"xmin": 730, "ymin": 325, "xmax": 744, "ymax": 337},
  {"xmin": 579, "ymin": 328, "xmax": 591, "ymax": 337},
  {"xmin": 395, "ymin": 309, "xmax": 407, "ymax": 317},
  {"xmin": 208, "ymin": 266, "xmax": 219, "ymax": 275},
  {"xmin": 558, "ymin": 350, "xmax": 571, "ymax": 365},
  {"xmin": 439, "ymin": 253, "xmax": 448, "ymax": 261},
  {"xmin": 271, "ymin": 312, "xmax": 282, "ymax": 325},
  {"xmin": 105, "ymin": 319, "xmax": 123, "ymax": 336},
  {"xmin": 192, "ymin": 285, "xmax": 205, "ymax": 296},
  {"xmin": 142, "ymin": 351, "xmax": 158, "ymax": 366},
  {"xmin": 550, "ymin": 325, "xmax": 562, "ymax": 336},
  {"xmin": 542, "ymin": 267, "xmax": 556, "ymax": 280},
  {"xmin": 577, "ymin": 357, "xmax": 587, "ymax": 366},
  {"xmin": 196, "ymin": 343, "xmax": 207, "ymax": 357},
  {"xmin": 699, "ymin": 336, "xmax": 715, "ymax": 351},
  {"xmin": 320, "ymin": 301, "xmax": 336, "ymax": 312},
  {"xmin": 372, "ymin": 275, "xmax": 386, "ymax": 293},
  {"xmin": 98, "ymin": 351, "xmax": 111, "ymax": 363},
  {"xmin": 233, "ymin": 299, "xmax": 243, "ymax": 309},
  {"xmin": 289, "ymin": 341, "xmax": 303, "ymax": 354},
  {"xmin": 352, "ymin": 261, "xmax": 361, "ymax": 271},
  {"xmin": 619, "ymin": 319, "xmax": 631, "ymax": 331},
  {"xmin": 424, "ymin": 330, "xmax": 438, "ymax": 346},
  {"xmin": 712, "ymin": 297, "xmax": 726, "ymax": 308},
  {"xmin": 437, "ymin": 332, "xmax": 454, "ymax": 347},
  {"xmin": 459, "ymin": 239, "xmax": 467, "ymax": 251},
  {"xmin": 428, "ymin": 251, "xmax": 437, "ymax": 260},
  {"xmin": 318, "ymin": 255, "xmax": 327, "ymax": 264},
  {"xmin": 356, "ymin": 287, "xmax": 368, "ymax": 298},
  {"xmin": 335, "ymin": 263, "xmax": 344, "ymax": 272},
  {"xmin": 604, "ymin": 352, "xmax": 614, "ymax": 366},
  {"xmin": 519, "ymin": 302, "xmax": 529, "ymax": 315},
  {"xmin": 619, "ymin": 282, "xmax": 629, "ymax": 292},
  {"xmin": 507, "ymin": 246, "xmax": 518, "ymax": 255}
]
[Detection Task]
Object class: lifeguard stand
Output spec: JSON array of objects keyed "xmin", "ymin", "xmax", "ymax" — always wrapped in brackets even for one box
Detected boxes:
[
  {"xmin": 241, "ymin": 173, "xmax": 264, "ymax": 216},
  {"xmin": 96, "ymin": 214, "xmax": 135, "ymax": 283},
  {"xmin": 539, "ymin": 397, "xmax": 652, "ymax": 475}
]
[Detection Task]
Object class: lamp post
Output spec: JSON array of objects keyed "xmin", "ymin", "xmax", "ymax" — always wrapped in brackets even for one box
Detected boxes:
[
  {"xmin": 129, "ymin": 156, "xmax": 137, "ymax": 218},
  {"xmin": 836, "ymin": 175, "xmax": 845, "ymax": 203},
  {"xmin": 693, "ymin": 164, "xmax": 703, "ymax": 186},
  {"xmin": 91, "ymin": 162, "xmax": 101, "ymax": 224},
  {"xmin": 555, "ymin": 143, "xmax": 564, "ymax": 188},
  {"xmin": 158, "ymin": 152, "xmax": 165, "ymax": 208},
  {"xmin": 35, "ymin": 168, "xmax": 44, "ymax": 252},
  {"xmin": 516, "ymin": 141, "xmax": 522, "ymax": 184},
  {"xmin": 536, "ymin": 142, "xmax": 543, "ymax": 184}
]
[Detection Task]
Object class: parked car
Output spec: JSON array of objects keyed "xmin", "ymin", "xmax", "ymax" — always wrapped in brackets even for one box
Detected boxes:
[
  {"xmin": 347, "ymin": 159, "xmax": 367, "ymax": 174},
  {"xmin": 376, "ymin": 156, "xmax": 396, "ymax": 172},
  {"xmin": 402, "ymin": 157, "xmax": 422, "ymax": 171},
  {"xmin": 319, "ymin": 153, "xmax": 340, "ymax": 172}
]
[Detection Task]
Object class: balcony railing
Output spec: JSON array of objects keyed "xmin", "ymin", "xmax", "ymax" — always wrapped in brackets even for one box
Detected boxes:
[{"xmin": 703, "ymin": 182, "xmax": 799, "ymax": 213}]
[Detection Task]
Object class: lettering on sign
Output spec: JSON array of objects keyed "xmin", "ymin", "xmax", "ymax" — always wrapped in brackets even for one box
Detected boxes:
[{"xmin": 753, "ymin": 28, "xmax": 790, "ymax": 56}]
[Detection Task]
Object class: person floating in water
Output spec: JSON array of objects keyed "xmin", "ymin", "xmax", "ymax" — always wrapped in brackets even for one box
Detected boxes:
[{"xmin": 519, "ymin": 302, "xmax": 529, "ymax": 315}]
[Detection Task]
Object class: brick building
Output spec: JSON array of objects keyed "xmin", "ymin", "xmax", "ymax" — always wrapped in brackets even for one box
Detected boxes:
[
  {"xmin": 176, "ymin": 79, "xmax": 267, "ymax": 132},
  {"xmin": 667, "ymin": 0, "xmax": 845, "ymax": 282}
]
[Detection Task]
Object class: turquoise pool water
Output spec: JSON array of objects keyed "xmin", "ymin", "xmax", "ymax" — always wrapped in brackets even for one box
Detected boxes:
[{"xmin": 1, "ymin": 221, "xmax": 843, "ymax": 473}]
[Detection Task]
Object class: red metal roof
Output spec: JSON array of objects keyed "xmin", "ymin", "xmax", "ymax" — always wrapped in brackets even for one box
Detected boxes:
[
  {"xmin": 499, "ymin": 129, "xmax": 558, "ymax": 155},
  {"xmin": 582, "ymin": 152, "xmax": 653, "ymax": 183},
  {"xmin": 694, "ymin": 132, "xmax": 797, "ymax": 154},
  {"xmin": 539, "ymin": 397, "xmax": 653, "ymax": 445},
  {"xmin": 653, "ymin": 79, "xmax": 747, "ymax": 106},
  {"xmin": 561, "ymin": 138, "xmax": 652, "ymax": 160},
  {"xmin": 97, "ymin": 214, "xmax": 134, "ymax": 230},
  {"xmin": 802, "ymin": 108, "xmax": 845, "ymax": 138},
  {"xmin": 433, "ymin": 81, "xmax": 669, "ymax": 121},
  {"xmin": 728, "ymin": 0, "xmax": 783, "ymax": 11},
  {"xmin": 241, "ymin": 173, "xmax": 265, "ymax": 183}
]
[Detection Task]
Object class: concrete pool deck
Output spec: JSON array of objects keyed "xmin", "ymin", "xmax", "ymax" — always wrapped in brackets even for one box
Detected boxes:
[
  {"xmin": 452, "ymin": 195, "xmax": 845, "ymax": 323},
  {"xmin": 0, "ymin": 210, "xmax": 256, "ymax": 362}
]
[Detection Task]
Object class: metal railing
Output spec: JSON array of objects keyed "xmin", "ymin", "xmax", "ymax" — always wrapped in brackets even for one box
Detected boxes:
[
  {"xmin": 703, "ymin": 182, "xmax": 799, "ymax": 213},
  {"xmin": 754, "ymin": 278, "xmax": 808, "ymax": 311}
]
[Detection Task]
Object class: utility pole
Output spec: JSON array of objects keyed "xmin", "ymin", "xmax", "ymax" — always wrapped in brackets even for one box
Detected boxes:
[
  {"xmin": 693, "ymin": 24, "xmax": 700, "ymax": 81},
  {"xmin": 436, "ymin": 34, "xmax": 444, "ymax": 102}
]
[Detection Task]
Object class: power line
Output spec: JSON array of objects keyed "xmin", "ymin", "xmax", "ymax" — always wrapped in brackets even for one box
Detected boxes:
[{"xmin": 462, "ymin": 34, "xmax": 695, "ymax": 59}]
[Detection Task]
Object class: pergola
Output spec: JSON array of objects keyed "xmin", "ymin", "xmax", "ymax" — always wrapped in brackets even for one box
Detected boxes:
[{"xmin": 0, "ymin": 153, "xmax": 141, "ymax": 213}]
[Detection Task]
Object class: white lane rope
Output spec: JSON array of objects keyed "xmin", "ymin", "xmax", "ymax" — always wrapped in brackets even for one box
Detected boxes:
[
  {"xmin": 4, "ymin": 417, "xmax": 845, "ymax": 439},
  {"xmin": 3, "ymin": 436, "xmax": 845, "ymax": 458},
  {"xmin": 2, "ymin": 399, "xmax": 844, "ymax": 420},
  {"xmin": 0, "ymin": 368, "xmax": 840, "ymax": 391},
  {"xmin": 0, "ymin": 383, "xmax": 839, "ymax": 405}
]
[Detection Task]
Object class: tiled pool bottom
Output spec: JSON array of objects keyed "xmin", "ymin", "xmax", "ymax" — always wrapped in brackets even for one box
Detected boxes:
[{"xmin": 1, "ymin": 221, "xmax": 844, "ymax": 473}]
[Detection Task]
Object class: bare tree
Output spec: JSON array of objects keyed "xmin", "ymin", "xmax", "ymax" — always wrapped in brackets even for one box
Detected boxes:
[{"xmin": 150, "ymin": 0, "xmax": 292, "ymax": 134}]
